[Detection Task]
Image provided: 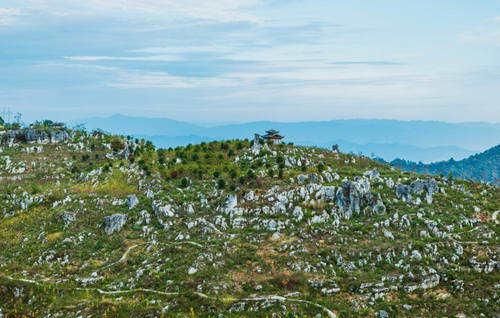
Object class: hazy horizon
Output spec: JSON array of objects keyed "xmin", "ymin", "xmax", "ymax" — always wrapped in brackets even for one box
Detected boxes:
[{"xmin": 16, "ymin": 112, "xmax": 500, "ymax": 126}]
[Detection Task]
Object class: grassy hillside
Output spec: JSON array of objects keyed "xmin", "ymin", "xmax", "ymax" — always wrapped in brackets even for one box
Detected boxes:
[
  {"xmin": 391, "ymin": 145, "xmax": 500, "ymax": 185},
  {"xmin": 0, "ymin": 127, "xmax": 498, "ymax": 317}
]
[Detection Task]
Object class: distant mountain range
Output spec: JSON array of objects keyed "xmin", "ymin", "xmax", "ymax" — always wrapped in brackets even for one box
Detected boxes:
[
  {"xmin": 390, "ymin": 145, "xmax": 500, "ymax": 185},
  {"xmin": 74, "ymin": 114, "xmax": 500, "ymax": 162}
]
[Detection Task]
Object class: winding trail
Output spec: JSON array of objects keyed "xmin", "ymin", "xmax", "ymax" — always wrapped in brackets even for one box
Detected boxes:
[{"xmin": 1, "ymin": 274, "xmax": 336, "ymax": 317}]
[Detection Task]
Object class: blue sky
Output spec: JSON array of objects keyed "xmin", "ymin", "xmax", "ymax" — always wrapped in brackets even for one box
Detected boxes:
[{"xmin": 0, "ymin": 0, "xmax": 499, "ymax": 123}]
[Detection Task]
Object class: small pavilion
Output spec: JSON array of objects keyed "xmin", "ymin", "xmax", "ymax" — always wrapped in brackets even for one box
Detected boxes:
[{"xmin": 262, "ymin": 129, "xmax": 284, "ymax": 144}]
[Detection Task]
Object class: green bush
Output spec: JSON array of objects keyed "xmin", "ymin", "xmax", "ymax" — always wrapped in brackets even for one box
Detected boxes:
[
  {"xmin": 217, "ymin": 178, "xmax": 226, "ymax": 189},
  {"xmin": 180, "ymin": 177, "xmax": 190, "ymax": 188},
  {"xmin": 110, "ymin": 137, "xmax": 125, "ymax": 152}
]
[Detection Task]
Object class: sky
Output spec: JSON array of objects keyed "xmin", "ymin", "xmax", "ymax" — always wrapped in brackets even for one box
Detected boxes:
[{"xmin": 0, "ymin": 0, "xmax": 499, "ymax": 123}]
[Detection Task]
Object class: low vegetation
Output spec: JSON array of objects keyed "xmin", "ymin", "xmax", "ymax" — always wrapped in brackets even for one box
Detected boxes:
[
  {"xmin": 0, "ymin": 123, "xmax": 498, "ymax": 317},
  {"xmin": 390, "ymin": 145, "xmax": 499, "ymax": 185}
]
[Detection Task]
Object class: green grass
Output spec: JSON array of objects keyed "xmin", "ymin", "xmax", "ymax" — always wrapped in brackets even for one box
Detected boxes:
[{"xmin": 0, "ymin": 131, "xmax": 498, "ymax": 317}]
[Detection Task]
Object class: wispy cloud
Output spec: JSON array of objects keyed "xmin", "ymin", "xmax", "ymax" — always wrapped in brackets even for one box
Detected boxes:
[
  {"xmin": 97, "ymin": 0, "xmax": 262, "ymax": 23},
  {"xmin": 132, "ymin": 45, "xmax": 234, "ymax": 55},
  {"xmin": 459, "ymin": 16, "xmax": 500, "ymax": 46},
  {"xmin": 2, "ymin": 1, "xmax": 500, "ymax": 122},
  {"xmin": 65, "ymin": 55, "xmax": 182, "ymax": 62},
  {"xmin": 108, "ymin": 70, "xmax": 242, "ymax": 89},
  {"xmin": 104, "ymin": 60, "xmax": 435, "ymax": 97},
  {"xmin": 0, "ymin": 7, "xmax": 21, "ymax": 26},
  {"xmin": 7, "ymin": 0, "xmax": 262, "ymax": 24}
]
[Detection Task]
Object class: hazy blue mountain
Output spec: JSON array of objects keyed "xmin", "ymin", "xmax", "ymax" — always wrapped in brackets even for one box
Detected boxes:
[
  {"xmin": 137, "ymin": 134, "xmax": 212, "ymax": 148},
  {"xmin": 390, "ymin": 145, "xmax": 500, "ymax": 185},
  {"xmin": 75, "ymin": 114, "xmax": 203, "ymax": 136},
  {"xmin": 202, "ymin": 120, "xmax": 499, "ymax": 151},
  {"xmin": 72, "ymin": 115, "xmax": 500, "ymax": 162},
  {"xmin": 309, "ymin": 140, "xmax": 475, "ymax": 163}
]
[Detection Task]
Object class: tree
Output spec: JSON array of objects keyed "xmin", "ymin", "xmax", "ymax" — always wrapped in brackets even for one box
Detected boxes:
[
  {"xmin": 217, "ymin": 178, "xmax": 226, "ymax": 189},
  {"xmin": 317, "ymin": 162, "xmax": 325, "ymax": 173},
  {"xmin": 180, "ymin": 177, "xmax": 190, "ymax": 188},
  {"xmin": 0, "ymin": 116, "xmax": 4, "ymax": 125},
  {"xmin": 110, "ymin": 137, "xmax": 125, "ymax": 152}
]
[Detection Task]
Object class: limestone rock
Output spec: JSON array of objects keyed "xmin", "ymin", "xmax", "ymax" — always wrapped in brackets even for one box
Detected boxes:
[
  {"xmin": 60, "ymin": 211, "xmax": 76, "ymax": 226},
  {"xmin": 225, "ymin": 194, "xmax": 238, "ymax": 211},
  {"xmin": 127, "ymin": 194, "xmax": 139, "ymax": 209},
  {"xmin": 103, "ymin": 214, "xmax": 127, "ymax": 235}
]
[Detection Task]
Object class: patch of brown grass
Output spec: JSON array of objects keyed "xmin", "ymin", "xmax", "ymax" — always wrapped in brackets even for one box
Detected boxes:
[{"xmin": 46, "ymin": 231, "xmax": 63, "ymax": 242}]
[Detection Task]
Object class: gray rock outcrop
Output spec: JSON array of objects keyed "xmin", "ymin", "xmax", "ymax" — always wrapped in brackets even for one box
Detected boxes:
[
  {"xmin": 127, "ymin": 194, "xmax": 139, "ymax": 209},
  {"xmin": 103, "ymin": 214, "xmax": 127, "ymax": 235},
  {"xmin": 60, "ymin": 211, "xmax": 76, "ymax": 226},
  {"xmin": 1, "ymin": 128, "xmax": 69, "ymax": 145},
  {"xmin": 335, "ymin": 177, "xmax": 373, "ymax": 218},
  {"xmin": 396, "ymin": 178, "xmax": 439, "ymax": 204}
]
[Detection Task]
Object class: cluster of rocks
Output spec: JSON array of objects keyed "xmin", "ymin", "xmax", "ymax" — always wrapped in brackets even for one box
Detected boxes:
[
  {"xmin": 0, "ymin": 129, "xmax": 498, "ymax": 317},
  {"xmin": 0, "ymin": 128, "xmax": 69, "ymax": 146},
  {"xmin": 396, "ymin": 178, "xmax": 439, "ymax": 204},
  {"xmin": 103, "ymin": 214, "xmax": 128, "ymax": 235}
]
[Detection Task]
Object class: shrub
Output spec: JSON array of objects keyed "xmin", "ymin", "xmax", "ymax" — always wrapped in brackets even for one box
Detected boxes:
[
  {"xmin": 276, "ymin": 155, "xmax": 285, "ymax": 164},
  {"xmin": 317, "ymin": 162, "xmax": 325, "ymax": 173},
  {"xmin": 229, "ymin": 169, "xmax": 238, "ymax": 178},
  {"xmin": 267, "ymin": 168, "xmax": 274, "ymax": 177},
  {"xmin": 180, "ymin": 177, "xmax": 190, "ymax": 188},
  {"xmin": 170, "ymin": 170, "xmax": 180, "ymax": 179},
  {"xmin": 238, "ymin": 176, "xmax": 246, "ymax": 184},
  {"xmin": 217, "ymin": 178, "xmax": 226, "ymax": 189},
  {"xmin": 110, "ymin": 137, "xmax": 125, "ymax": 152},
  {"xmin": 246, "ymin": 169, "xmax": 255, "ymax": 179}
]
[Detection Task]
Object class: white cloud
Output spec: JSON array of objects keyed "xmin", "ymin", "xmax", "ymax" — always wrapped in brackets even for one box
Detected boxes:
[
  {"xmin": 459, "ymin": 17, "xmax": 500, "ymax": 46},
  {"xmin": 108, "ymin": 70, "xmax": 243, "ymax": 89},
  {"xmin": 90, "ymin": 0, "xmax": 262, "ymax": 23},
  {"xmin": 0, "ymin": 8, "xmax": 21, "ymax": 26},
  {"xmin": 132, "ymin": 45, "xmax": 234, "ymax": 55},
  {"xmin": 11, "ymin": 0, "xmax": 262, "ymax": 24},
  {"xmin": 105, "ymin": 60, "xmax": 439, "ymax": 103},
  {"xmin": 65, "ymin": 55, "xmax": 182, "ymax": 62}
]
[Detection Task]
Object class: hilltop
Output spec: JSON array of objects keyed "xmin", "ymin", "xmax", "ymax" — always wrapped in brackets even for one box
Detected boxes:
[
  {"xmin": 0, "ymin": 123, "xmax": 498, "ymax": 317},
  {"xmin": 391, "ymin": 145, "xmax": 500, "ymax": 186},
  {"xmin": 78, "ymin": 115, "xmax": 500, "ymax": 162}
]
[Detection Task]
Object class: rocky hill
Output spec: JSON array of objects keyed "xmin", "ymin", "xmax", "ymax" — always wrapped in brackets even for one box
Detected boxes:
[
  {"xmin": 0, "ymin": 125, "xmax": 498, "ymax": 317},
  {"xmin": 391, "ymin": 145, "xmax": 500, "ymax": 186}
]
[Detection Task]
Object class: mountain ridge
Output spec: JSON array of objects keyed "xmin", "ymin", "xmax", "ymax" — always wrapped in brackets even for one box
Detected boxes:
[
  {"xmin": 75, "ymin": 114, "xmax": 500, "ymax": 162},
  {"xmin": 391, "ymin": 144, "xmax": 500, "ymax": 185}
]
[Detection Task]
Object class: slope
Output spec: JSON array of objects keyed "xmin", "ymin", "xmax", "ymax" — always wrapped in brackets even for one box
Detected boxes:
[
  {"xmin": 391, "ymin": 145, "xmax": 500, "ymax": 185},
  {"xmin": 0, "ymin": 125, "xmax": 498, "ymax": 317}
]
